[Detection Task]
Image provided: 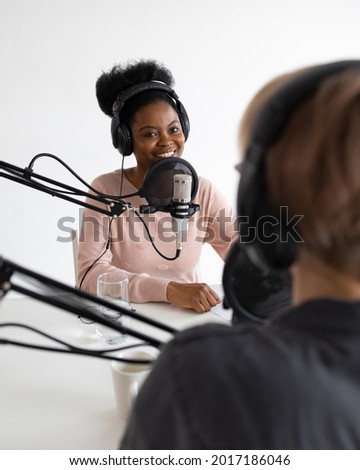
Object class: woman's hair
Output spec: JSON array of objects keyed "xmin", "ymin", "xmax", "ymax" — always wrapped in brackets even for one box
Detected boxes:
[
  {"xmin": 240, "ymin": 67, "xmax": 360, "ymax": 278},
  {"xmin": 96, "ymin": 59, "xmax": 177, "ymax": 126}
]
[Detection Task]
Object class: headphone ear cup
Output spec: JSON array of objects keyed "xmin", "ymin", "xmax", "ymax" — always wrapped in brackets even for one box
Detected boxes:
[
  {"xmin": 111, "ymin": 116, "xmax": 120, "ymax": 149},
  {"xmin": 117, "ymin": 123, "xmax": 132, "ymax": 157},
  {"xmin": 222, "ymin": 240, "xmax": 292, "ymax": 323},
  {"xmin": 111, "ymin": 117, "xmax": 132, "ymax": 156},
  {"xmin": 253, "ymin": 209, "xmax": 297, "ymax": 270},
  {"xmin": 176, "ymin": 101, "xmax": 190, "ymax": 141}
]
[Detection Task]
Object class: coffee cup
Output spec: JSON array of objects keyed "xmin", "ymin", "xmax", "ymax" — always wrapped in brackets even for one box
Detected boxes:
[{"xmin": 111, "ymin": 349, "xmax": 156, "ymax": 421}]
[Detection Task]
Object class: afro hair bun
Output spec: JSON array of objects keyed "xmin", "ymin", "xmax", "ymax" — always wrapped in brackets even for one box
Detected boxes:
[{"xmin": 95, "ymin": 59, "xmax": 175, "ymax": 117}]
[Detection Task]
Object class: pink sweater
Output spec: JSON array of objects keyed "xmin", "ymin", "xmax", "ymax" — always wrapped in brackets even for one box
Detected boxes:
[{"xmin": 77, "ymin": 169, "xmax": 237, "ymax": 303}]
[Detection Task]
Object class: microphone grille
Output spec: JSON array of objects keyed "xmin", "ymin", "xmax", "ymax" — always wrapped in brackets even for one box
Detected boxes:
[{"xmin": 173, "ymin": 174, "xmax": 192, "ymax": 203}]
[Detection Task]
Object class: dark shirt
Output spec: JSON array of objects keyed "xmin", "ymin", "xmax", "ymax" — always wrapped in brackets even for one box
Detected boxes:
[{"xmin": 121, "ymin": 299, "xmax": 360, "ymax": 449}]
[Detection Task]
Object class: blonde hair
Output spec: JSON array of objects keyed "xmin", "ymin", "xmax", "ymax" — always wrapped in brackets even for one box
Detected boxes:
[{"xmin": 239, "ymin": 68, "xmax": 360, "ymax": 278}]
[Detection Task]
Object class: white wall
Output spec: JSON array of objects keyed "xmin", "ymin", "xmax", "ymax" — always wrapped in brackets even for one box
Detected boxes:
[{"xmin": 1, "ymin": 0, "xmax": 359, "ymax": 286}]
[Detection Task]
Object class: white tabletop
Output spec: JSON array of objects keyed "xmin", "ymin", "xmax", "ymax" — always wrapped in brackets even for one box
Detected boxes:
[{"xmin": 0, "ymin": 290, "xmax": 230, "ymax": 450}]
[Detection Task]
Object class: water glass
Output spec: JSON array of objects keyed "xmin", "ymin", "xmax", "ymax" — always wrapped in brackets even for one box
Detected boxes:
[{"xmin": 96, "ymin": 271, "xmax": 131, "ymax": 344}]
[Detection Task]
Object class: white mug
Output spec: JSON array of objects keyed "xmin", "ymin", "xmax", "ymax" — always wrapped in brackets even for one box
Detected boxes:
[{"xmin": 111, "ymin": 349, "xmax": 156, "ymax": 421}]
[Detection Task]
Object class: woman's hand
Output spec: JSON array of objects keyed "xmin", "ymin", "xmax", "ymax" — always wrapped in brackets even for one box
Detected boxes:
[{"xmin": 166, "ymin": 281, "xmax": 221, "ymax": 313}]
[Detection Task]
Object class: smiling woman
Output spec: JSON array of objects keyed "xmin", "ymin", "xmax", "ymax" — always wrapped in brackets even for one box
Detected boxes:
[{"xmin": 76, "ymin": 59, "xmax": 237, "ymax": 313}]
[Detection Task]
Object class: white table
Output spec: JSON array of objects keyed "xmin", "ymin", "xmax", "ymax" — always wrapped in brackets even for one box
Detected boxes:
[{"xmin": 0, "ymin": 291, "xmax": 229, "ymax": 450}]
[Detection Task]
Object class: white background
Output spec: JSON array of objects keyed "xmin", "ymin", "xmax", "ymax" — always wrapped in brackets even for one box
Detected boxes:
[{"xmin": 1, "ymin": 0, "xmax": 359, "ymax": 286}]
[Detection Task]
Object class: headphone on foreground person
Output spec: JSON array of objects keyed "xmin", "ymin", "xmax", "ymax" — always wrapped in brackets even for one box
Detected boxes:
[
  {"xmin": 223, "ymin": 59, "xmax": 360, "ymax": 323},
  {"xmin": 111, "ymin": 81, "xmax": 190, "ymax": 156}
]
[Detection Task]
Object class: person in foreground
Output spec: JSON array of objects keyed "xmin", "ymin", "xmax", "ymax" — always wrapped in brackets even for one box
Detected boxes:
[
  {"xmin": 77, "ymin": 59, "xmax": 237, "ymax": 313},
  {"xmin": 121, "ymin": 59, "xmax": 360, "ymax": 449}
]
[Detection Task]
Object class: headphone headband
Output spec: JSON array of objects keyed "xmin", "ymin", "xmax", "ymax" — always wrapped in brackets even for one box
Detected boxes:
[
  {"xmin": 113, "ymin": 81, "xmax": 179, "ymax": 116},
  {"xmin": 251, "ymin": 60, "xmax": 360, "ymax": 146}
]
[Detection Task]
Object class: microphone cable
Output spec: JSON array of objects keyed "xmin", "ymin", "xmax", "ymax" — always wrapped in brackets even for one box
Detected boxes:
[
  {"xmin": 27, "ymin": 153, "xmax": 112, "ymax": 198},
  {"xmin": 0, "ymin": 323, "xmax": 156, "ymax": 364},
  {"xmin": 27, "ymin": 153, "xmax": 138, "ymax": 200},
  {"xmin": 133, "ymin": 209, "xmax": 181, "ymax": 261},
  {"xmin": 78, "ymin": 217, "xmax": 115, "ymax": 292}
]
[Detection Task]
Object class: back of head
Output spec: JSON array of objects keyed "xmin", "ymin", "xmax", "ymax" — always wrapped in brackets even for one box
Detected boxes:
[{"xmin": 240, "ymin": 62, "xmax": 360, "ymax": 279}]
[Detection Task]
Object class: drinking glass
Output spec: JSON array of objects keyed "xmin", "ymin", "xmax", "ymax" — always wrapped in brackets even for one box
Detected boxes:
[{"xmin": 96, "ymin": 271, "xmax": 131, "ymax": 344}]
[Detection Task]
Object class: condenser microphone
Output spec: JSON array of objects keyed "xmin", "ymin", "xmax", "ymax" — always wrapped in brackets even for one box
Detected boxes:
[
  {"xmin": 171, "ymin": 174, "xmax": 192, "ymax": 250},
  {"xmin": 136, "ymin": 157, "xmax": 200, "ymax": 258},
  {"xmin": 138, "ymin": 157, "xmax": 200, "ymax": 217}
]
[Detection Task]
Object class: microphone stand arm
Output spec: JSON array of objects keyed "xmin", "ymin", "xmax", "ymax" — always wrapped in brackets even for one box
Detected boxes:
[
  {"xmin": 0, "ymin": 257, "xmax": 176, "ymax": 349},
  {"xmin": 0, "ymin": 160, "xmax": 127, "ymax": 218}
]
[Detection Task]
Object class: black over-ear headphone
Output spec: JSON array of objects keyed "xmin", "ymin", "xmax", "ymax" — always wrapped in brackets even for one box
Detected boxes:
[
  {"xmin": 223, "ymin": 59, "xmax": 360, "ymax": 323},
  {"xmin": 111, "ymin": 81, "xmax": 190, "ymax": 157}
]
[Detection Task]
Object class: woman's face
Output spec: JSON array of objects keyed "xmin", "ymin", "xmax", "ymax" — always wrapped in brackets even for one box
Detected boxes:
[{"xmin": 130, "ymin": 100, "xmax": 185, "ymax": 175}]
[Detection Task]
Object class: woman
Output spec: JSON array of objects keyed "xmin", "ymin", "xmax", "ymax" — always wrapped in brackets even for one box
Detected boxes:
[{"xmin": 77, "ymin": 59, "xmax": 237, "ymax": 313}]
